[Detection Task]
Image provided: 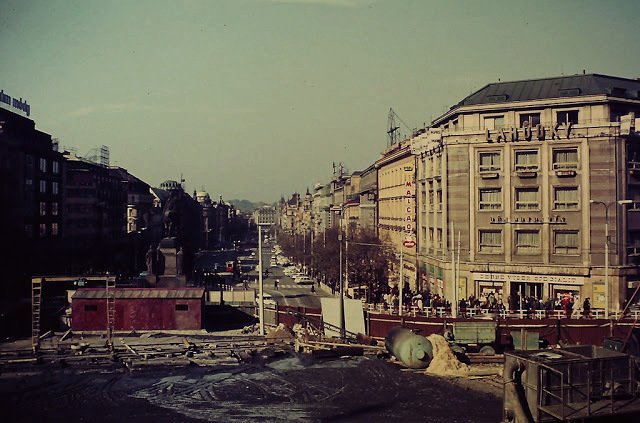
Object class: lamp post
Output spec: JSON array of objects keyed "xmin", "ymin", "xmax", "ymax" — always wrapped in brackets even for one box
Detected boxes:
[
  {"xmin": 589, "ymin": 199, "xmax": 631, "ymax": 318},
  {"xmin": 338, "ymin": 232, "xmax": 345, "ymax": 340},
  {"xmin": 256, "ymin": 210, "xmax": 274, "ymax": 336}
]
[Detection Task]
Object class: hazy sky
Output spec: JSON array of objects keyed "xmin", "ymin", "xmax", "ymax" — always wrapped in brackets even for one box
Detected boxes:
[{"xmin": 2, "ymin": 0, "xmax": 640, "ymax": 203}]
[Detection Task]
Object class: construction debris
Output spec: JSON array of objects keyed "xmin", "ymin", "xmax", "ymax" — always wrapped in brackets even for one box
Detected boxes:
[
  {"xmin": 425, "ymin": 334, "xmax": 470, "ymax": 376},
  {"xmin": 265, "ymin": 323, "xmax": 294, "ymax": 340}
]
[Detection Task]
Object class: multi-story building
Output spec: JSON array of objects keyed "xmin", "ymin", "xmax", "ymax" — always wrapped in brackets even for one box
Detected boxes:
[
  {"xmin": 357, "ymin": 164, "xmax": 378, "ymax": 234},
  {"xmin": 1, "ymin": 107, "xmax": 64, "ymax": 292},
  {"xmin": 414, "ymin": 73, "xmax": 640, "ymax": 311},
  {"xmin": 311, "ymin": 182, "xmax": 331, "ymax": 238},
  {"xmin": 376, "ymin": 139, "xmax": 417, "ymax": 292},
  {"xmin": 62, "ymin": 152, "xmax": 128, "ymax": 273}
]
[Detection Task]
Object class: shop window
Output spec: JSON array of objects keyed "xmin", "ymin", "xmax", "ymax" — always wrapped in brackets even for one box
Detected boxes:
[
  {"xmin": 479, "ymin": 152, "xmax": 501, "ymax": 172},
  {"xmin": 479, "ymin": 188, "xmax": 502, "ymax": 210},
  {"xmin": 554, "ymin": 230, "xmax": 580, "ymax": 255},
  {"xmin": 176, "ymin": 304, "xmax": 189, "ymax": 311},
  {"xmin": 515, "ymin": 230, "xmax": 540, "ymax": 254},
  {"xmin": 514, "ymin": 150, "xmax": 539, "ymax": 171},
  {"xmin": 552, "ymin": 148, "xmax": 578, "ymax": 170},
  {"xmin": 554, "ymin": 187, "xmax": 579, "ymax": 210},
  {"xmin": 515, "ymin": 188, "xmax": 539, "ymax": 210},
  {"xmin": 557, "ymin": 110, "xmax": 579, "ymax": 125},
  {"xmin": 519, "ymin": 112, "xmax": 541, "ymax": 128},
  {"xmin": 479, "ymin": 230, "xmax": 502, "ymax": 253}
]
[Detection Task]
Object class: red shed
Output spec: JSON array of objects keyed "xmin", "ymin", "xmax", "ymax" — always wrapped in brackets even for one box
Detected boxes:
[{"xmin": 71, "ymin": 288, "xmax": 204, "ymax": 331}]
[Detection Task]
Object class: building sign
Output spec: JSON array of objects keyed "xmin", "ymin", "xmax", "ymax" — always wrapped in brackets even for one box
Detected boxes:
[
  {"xmin": 473, "ymin": 272, "xmax": 584, "ymax": 285},
  {"xmin": 490, "ymin": 215, "xmax": 567, "ymax": 224},
  {"xmin": 410, "ymin": 128, "xmax": 442, "ymax": 155},
  {"xmin": 486, "ymin": 122, "xmax": 573, "ymax": 143},
  {"xmin": 0, "ymin": 89, "xmax": 31, "ymax": 116}
]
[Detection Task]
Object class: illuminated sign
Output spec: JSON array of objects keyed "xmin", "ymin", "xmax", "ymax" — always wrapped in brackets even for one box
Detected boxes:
[{"xmin": 0, "ymin": 89, "xmax": 31, "ymax": 116}]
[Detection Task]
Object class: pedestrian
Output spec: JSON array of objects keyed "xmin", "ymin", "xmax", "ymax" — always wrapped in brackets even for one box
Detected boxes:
[
  {"xmin": 582, "ymin": 297, "xmax": 591, "ymax": 318},
  {"xmin": 274, "ymin": 279, "xmax": 279, "ymax": 290}
]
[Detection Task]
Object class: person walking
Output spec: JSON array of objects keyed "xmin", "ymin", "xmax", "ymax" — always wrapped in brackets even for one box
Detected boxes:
[{"xmin": 274, "ymin": 279, "xmax": 279, "ymax": 290}]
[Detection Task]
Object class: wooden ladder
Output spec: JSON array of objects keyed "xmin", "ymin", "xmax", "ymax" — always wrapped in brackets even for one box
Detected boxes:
[
  {"xmin": 106, "ymin": 276, "xmax": 116, "ymax": 349},
  {"xmin": 31, "ymin": 278, "xmax": 43, "ymax": 353}
]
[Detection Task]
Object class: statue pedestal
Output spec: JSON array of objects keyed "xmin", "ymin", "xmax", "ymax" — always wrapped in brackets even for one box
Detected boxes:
[{"xmin": 155, "ymin": 237, "xmax": 186, "ymax": 288}]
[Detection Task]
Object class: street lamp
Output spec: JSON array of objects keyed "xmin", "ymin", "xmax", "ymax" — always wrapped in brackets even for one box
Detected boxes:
[{"xmin": 589, "ymin": 199, "xmax": 631, "ymax": 318}]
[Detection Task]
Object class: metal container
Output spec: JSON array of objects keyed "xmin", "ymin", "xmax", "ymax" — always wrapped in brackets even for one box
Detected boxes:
[
  {"xmin": 385, "ymin": 327, "xmax": 433, "ymax": 369},
  {"xmin": 503, "ymin": 346, "xmax": 640, "ymax": 422}
]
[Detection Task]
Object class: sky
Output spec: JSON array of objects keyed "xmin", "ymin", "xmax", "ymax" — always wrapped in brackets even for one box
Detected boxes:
[{"xmin": 2, "ymin": 0, "xmax": 640, "ymax": 203}]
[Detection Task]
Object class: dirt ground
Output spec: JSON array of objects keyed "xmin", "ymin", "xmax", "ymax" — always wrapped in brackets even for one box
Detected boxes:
[{"xmin": 1, "ymin": 353, "xmax": 503, "ymax": 422}]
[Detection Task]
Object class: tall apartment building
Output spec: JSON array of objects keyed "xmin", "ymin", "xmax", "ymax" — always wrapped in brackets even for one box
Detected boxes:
[
  {"xmin": 376, "ymin": 139, "xmax": 417, "ymax": 291},
  {"xmin": 1, "ymin": 107, "xmax": 64, "ymax": 291},
  {"xmin": 414, "ymin": 73, "xmax": 640, "ymax": 311}
]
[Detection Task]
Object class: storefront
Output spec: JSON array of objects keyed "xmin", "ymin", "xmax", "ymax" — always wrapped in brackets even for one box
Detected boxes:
[{"xmin": 473, "ymin": 272, "xmax": 584, "ymax": 302}]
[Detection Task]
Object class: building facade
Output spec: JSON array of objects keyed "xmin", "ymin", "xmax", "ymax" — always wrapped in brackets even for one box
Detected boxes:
[
  {"xmin": 414, "ymin": 73, "xmax": 640, "ymax": 311},
  {"xmin": 376, "ymin": 139, "xmax": 417, "ymax": 292},
  {"xmin": 1, "ymin": 107, "xmax": 64, "ymax": 293}
]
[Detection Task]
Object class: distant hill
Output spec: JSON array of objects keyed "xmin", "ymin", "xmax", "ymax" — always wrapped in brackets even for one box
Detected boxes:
[{"xmin": 228, "ymin": 199, "xmax": 272, "ymax": 212}]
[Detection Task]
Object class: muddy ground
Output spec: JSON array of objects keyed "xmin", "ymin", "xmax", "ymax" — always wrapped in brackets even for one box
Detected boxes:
[{"xmin": 1, "ymin": 354, "xmax": 503, "ymax": 422}]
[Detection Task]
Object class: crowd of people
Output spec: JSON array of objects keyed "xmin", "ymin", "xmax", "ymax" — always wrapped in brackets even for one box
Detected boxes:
[{"xmin": 368, "ymin": 286, "xmax": 602, "ymax": 319}]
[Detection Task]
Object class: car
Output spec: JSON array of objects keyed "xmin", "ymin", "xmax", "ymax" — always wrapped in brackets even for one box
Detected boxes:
[{"xmin": 295, "ymin": 279, "xmax": 314, "ymax": 285}]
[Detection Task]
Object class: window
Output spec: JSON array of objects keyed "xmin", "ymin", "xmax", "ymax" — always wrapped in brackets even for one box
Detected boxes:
[
  {"xmin": 52, "ymin": 182, "xmax": 59, "ymax": 195},
  {"xmin": 51, "ymin": 202, "xmax": 58, "ymax": 216},
  {"xmin": 515, "ymin": 230, "xmax": 540, "ymax": 253},
  {"xmin": 52, "ymin": 161, "xmax": 60, "ymax": 174},
  {"xmin": 25, "ymin": 178, "xmax": 33, "ymax": 188},
  {"xmin": 484, "ymin": 115, "xmax": 505, "ymax": 130},
  {"xmin": 26, "ymin": 155, "xmax": 34, "ymax": 169},
  {"xmin": 175, "ymin": 304, "xmax": 189, "ymax": 311},
  {"xmin": 84, "ymin": 304, "xmax": 98, "ymax": 312},
  {"xmin": 39, "ymin": 180, "xmax": 46, "ymax": 193},
  {"xmin": 479, "ymin": 230, "xmax": 502, "ymax": 253},
  {"xmin": 554, "ymin": 187, "xmax": 579, "ymax": 210},
  {"xmin": 557, "ymin": 110, "xmax": 579, "ymax": 125},
  {"xmin": 553, "ymin": 148, "xmax": 578, "ymax": 170},
  {"xmin": 479, "ymin": 152, "xmax": 501, "ymax": 172},
  {"xmin": 39, "ymin": 158, "xmax": 47, "ymax": 172},
  {"xmin": 436, "ymin": 190, "xmax": 442, "ymax": 210},
  {"xmin": 39, "ymin": 223, "xmax": 47, "ymax": 237},
  {"xmin": 429, "ymin": 228, "xmax": 434, "ymax": 242},
  {"xmin": 515, "ymin": 188, "xmax": 539, "ymax": 210},
  {"xmin": 51, "ymin": 223, "xmax": 59, "ymax": 236},
  {"xmin": 515, "ymin": 150, "xmax": 539, "ymax": 171},
  {"xmin": 436, "ymin": 228, "xmax": 442, "ymax": 249},
  {"xmin": 452, "ymin": 119, "xmax": 459, "ymax": 130},
  {"xmin": 25, "ymin": 224, "xmax": 33, "ymax": 238},
  {"xmin": 554, "ymin": 230, "xmax": 579, "ymax": 255},
  {"xmin": 519, "ymin": 112, "xmax": 541, "ymax": 128},
  {"xmin": 479, "ymin": 188, "xmax": 502, "ymax": 210},
  {"xmin": 40, "ymin": 201, "xmax": 46, "ymax": 216},
  {"xmin": 428, "ymin": 189, "xmax": 434, "ymax": 210}
]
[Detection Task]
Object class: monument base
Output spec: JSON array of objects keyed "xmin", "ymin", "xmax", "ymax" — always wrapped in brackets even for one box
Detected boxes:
[{"xmin": 156, "ymin": 275, "xmax": 187, "ymax": 288}]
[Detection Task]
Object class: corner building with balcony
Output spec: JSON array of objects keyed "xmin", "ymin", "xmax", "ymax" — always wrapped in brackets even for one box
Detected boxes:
[{"xmin": 414, "ymin": 73, "xmax": 640, "ymax": 312}]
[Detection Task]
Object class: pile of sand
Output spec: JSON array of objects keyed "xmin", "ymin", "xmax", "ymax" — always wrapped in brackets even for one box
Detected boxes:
[{"xmin": 425, "ymin": 334, "xmax": 469, "ymax": 376}]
